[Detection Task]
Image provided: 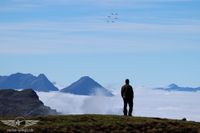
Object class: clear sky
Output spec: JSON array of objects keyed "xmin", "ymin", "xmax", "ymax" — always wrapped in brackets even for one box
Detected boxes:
[{"xmin": 0, "ymin": 0, "xmax": 200, "ymax": 89}]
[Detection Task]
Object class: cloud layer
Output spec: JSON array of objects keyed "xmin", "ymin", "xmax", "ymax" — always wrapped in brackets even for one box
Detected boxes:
[
  {"xmin": 37, "ymin": 88, "xmax": 200, "ymax": 122},
  {"xmin": 1, "ymin": 20, "xmax": 199, "ymax": 54}
]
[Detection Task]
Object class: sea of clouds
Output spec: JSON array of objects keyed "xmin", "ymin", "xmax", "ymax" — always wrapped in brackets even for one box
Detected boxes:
[{"xmin": 36, "ymin": 87, "xmax": 200, "ymax": 122}]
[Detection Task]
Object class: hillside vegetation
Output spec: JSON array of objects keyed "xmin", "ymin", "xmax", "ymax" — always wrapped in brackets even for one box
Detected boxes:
[{"xmin": 0, "ymin": 115, "xmax": 200, "ymax": 133}]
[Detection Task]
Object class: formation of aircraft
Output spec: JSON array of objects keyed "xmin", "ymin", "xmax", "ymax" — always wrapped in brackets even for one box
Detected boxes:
[{"xmin": 106, "ymin": 12, "xmax": 119, "ymax": 23}]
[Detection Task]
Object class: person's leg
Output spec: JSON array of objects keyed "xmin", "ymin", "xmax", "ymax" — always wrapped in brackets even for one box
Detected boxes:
[
  {"xmin": 123, "ymin": 99, "xmax": 127, "ymax": 116},
  {"xmin": 128, "ymin": 100, "xmax": 133, "ymax": 116}
]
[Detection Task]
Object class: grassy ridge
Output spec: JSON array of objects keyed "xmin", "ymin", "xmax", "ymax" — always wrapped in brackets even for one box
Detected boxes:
[{"xmin": 0, "ymin": 115, "xmax": 200, "ymax": 133}]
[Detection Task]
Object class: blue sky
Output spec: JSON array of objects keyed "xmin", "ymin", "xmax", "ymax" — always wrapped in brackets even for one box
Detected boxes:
[{"xmin": 0, "ymin": 0, "xmax": 200, "ymax": 88}]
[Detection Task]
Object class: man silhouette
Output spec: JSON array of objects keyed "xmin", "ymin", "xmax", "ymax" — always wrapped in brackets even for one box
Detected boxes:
[{"xmin": 121, "ymin": 79, "xmax": 134, "ymax": 116}]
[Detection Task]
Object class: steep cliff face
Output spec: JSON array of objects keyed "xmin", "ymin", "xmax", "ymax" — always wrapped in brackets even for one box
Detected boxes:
[{"xmin": 0, "ymin": 89, "xmax": 58, "ymax": 117}]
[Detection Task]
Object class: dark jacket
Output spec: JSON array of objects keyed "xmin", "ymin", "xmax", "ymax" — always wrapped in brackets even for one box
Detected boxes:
[{"xmin": 121, "ymin": 84, "xmax": 134, "ymax": 100}]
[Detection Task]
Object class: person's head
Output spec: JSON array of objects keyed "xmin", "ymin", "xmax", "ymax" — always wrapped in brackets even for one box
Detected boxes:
[{"xmin": 125, "ymin": 79, "xmax": 129, "ymax": 85}]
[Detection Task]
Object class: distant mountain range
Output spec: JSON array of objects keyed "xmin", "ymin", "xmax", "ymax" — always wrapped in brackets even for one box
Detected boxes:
[
  {"xmin": 0, "ymin": 73, "xmax": 113, "ymax": 96},
  {"xmin": 0, "ymin": 89, "xmax": 58, "ymax": 117},
  {"xmin": 61, "ymin": 76, "xmax": 113, "ymax": 96},
  {"xmin": 156, "ymin": 84, "xmax": 200, "ymax": 92},
  {"xmin": 1, "ymin": 73, "xmax": 200, "ymax": 94},
  {"xmin": 0, "ymin": 73, "xmax": 58, "ymax": 92}
]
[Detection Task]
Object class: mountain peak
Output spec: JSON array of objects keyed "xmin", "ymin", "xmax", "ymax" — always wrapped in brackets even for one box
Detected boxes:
[
  {"xmin": 12, "ymin": 72, "xmax": 22, "ymax": 76},
  {"xmin": 157, "ymin": 84, "xmax": 200, "ymax": 92},
  {"xmin": 61, "ymin": 76, "xmax": 113, "ymax": 96},
  {"xmin": 0, "ymin": 73, "xmax": 58, "ymax": 92},
  {"xmin": 168, "ymin": 83, "xmax": 178, "ymax": 88},
  {"xmin": 80, "ymin": 76, "xmax": 92, "ymax": 79},
  {"xmin": 79, "ymin": 76, "xmax": 98, "ymax": 84},
  {"xmin": 79, "ymin": 76, "xmax": 93, "ymax": 81},
  {"xmin": 11, "ymin": 72, "xmax": 32, "ymax": 77},
  {"xmin": 38, "ymin": 73, "xmax": 47, "ymax": 79}
]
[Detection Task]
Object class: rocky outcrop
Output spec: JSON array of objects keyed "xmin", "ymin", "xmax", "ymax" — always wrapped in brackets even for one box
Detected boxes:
[{"xmin": 0, "ymin": 89, "xmax": 58, "ymax": 117}]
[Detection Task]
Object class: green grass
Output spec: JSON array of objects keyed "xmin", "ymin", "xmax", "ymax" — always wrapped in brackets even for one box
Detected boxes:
[{"xmin": 0, "ymin": 115, "xmax": 200, "ymax": 133}]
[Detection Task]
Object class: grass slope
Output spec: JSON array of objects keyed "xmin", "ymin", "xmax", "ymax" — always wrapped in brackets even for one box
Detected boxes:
[{"xmin": 0, "ymin": 115, "xmax": 200, "ymax": 133}]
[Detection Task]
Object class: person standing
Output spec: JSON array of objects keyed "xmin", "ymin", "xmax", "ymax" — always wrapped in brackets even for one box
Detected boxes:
[{"xmin": 121, "ymin": 79, "xmax": 134, "ymax": 116}]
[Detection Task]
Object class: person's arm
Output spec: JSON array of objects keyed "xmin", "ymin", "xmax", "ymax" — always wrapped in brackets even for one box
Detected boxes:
[
  {"xmin": 130, "ymin": 86, "xmax": 134, "ymax": 99},
  {"xmin": 121, "ymin": 86, "xmax": 124, "ymax": 98}
]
